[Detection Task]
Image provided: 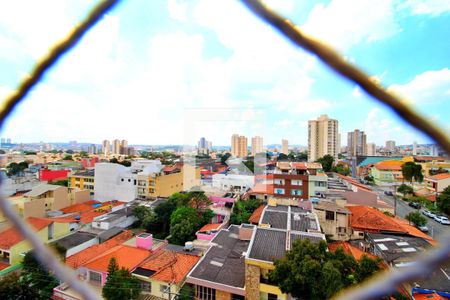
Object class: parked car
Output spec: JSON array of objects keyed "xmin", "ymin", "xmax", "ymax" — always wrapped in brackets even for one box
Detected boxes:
[
  {"xmin": 434, "ymin": 215, "xmax": 450, "ymax": 225},
  {"xmin": 421, "ymin": 210, "xmax": 436, "ymax": 218},
  {"xmin": 310, "ymin": 197, "xmax": 320, "ymax": 204},
  {"xmin": 418, "ymin": 225, "xmax": 429, "ymax": 232},
  {"xmin": 384, "ymin": 191, "xmax": 393, "ymax": 196},
  {"xmin": 408, "ymin": 202, "xmax": 421, "ymax": 209}
]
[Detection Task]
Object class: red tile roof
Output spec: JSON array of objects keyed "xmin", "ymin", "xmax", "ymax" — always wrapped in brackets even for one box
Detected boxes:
[
  {"xmin": 428, "ymin": 173, "xmax": 450, "ymax": 181},
  {"xmin": 347, "ymin": 206, "xmax": 405, "ymax": 233},
  {"xmin": 248, "ymin": 205, "xmax": 265, "ymax": 224},
  {"xmin": 84, "ymin": 245, "xmax": 151, "ymax": 273},
  {"xmin": 393, "ymin": 217, "xmax": 437, "ymax": 246},
  {"xmin": 0, "ymin": 217, "xmax": 52, "ymax": 250},
  {"xmin": 0, "ymin": 262, "xmax": 10, "ymax": 271},
  {"xmin": 291, "ymin": 162, "xmax": 307, "ymax": 170},
  {"xmin": 139, "ymin": 250, "xmax": 200, "ymax": 284},
  {"xmin": 413, "ymin": 292, "xmax": 448, "ymax": 300},
  {"xmin": 197, "ymin": 223, "xmax": 222, "ymax": 233},
  {"xmin": 328, "ymin": 242, "xmax": 377, "ymax": 260},
  {"xmin": 374, "ymin": 161, "xmax": 403, "ymax": 171},
  {"xmin": 250, "ymin": 183, "xmax": 274, "ymax": 194},
  {"xmin": 66, "ymin": 230, "xmax": 133, "ymax": 269},
  {"xmin": 60, "ymin": 200, "xmax": 98, "ymax": 213}
]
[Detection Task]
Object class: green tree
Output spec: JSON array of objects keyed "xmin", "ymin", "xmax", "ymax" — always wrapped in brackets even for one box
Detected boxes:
[
  {"xmin": 52, "ymin": 179, "xmax": 68, "ymax": 187},
  {"xmin": 316, "ymin": 155, "xmax": 334, "ymax": 172},
  {"xmin": 221, "ymin": 152, "xmax": 232, "ymax": 165},
  {"xmin": 63, "ymin": 154, "xmax": 73, "ymax": 161},
  {"xmin": 103, "ymin": 258, "xmax": 141, "ymax": 300},
  {"xmin": 406, "ymin": 211, "xmax": 427, "ymax": 227},
  {"xmin": 278, "ymin": 153, "xmax": 289, "ymax": 161},
  {"xmin": 169, "ymin": 206, "xmax": 202, "ymax": 245},
  {"xmin": 401, "ymin": 162, "xmax": 423, "ymax": 185},
  {"xmin": 243, "ymin": 160, "xmax": 255, "ymax": 173},
  {"xmin": 178, "ymin": 284, "xmax": 195, "ymax": 300},
  {"xmin": 188, "ymin": 191, "xmax": 211, "ymax": 210},
  {"xmin": 0, "ymin": 273, "xmax": 38, "ymax": 300},
  {"xmin": 133, "ymin": 206, "xmax": 152, "ymax": 226},
  {"xmin": 79, "ymin": 151, "xmax": 89, "ymax": 157},
  {"xmin": 332, "ymin": 164, "xmax": 351, "ymax": 176},
  {"xmin": 437, "ymin": 186, "xmax": 450, "ymax": 215},
  {"xmin": 6, "ymin": 161, "xmax": 29, "ymax": 176},
  {"xmin": 270, "ymin": 240, "xmax": 381, "ymax": 300},
  {"xmin": 397, "ymin": 184, "xmax": 414, "ymax": 197},
  {"xmin": 230, "ymin": 198, "xmax": 260, "ymax": 225},
  {"xmin": 22, "ymin": 251, "xmax": 59, "ymax": 299}
]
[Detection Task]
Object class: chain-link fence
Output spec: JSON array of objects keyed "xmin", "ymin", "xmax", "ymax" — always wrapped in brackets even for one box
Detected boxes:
[{"xmin": 1, "ymin": 0, "xmax": 449, "ymax": 299}]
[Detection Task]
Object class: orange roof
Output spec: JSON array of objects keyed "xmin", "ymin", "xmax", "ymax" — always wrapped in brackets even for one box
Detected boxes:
[
  {"xmin": 291, "ymin": 162, "xmax": 307, "ymax": 170},
  {"xmin": 250, "ymin": 183, "xmax": 274, "ymax": 194},
  {"xmin": 0, "ymin": 262, "xmax": 10, "ymax": 271},
  {"xmin": 413, "ymin": 292, "xmax": 448, "ymax": 300},
  {"xmin": 375, "ymin": 161, "xmax": 403, "ymax": 171},
  {"xmin": 0, "ymin": 217, "xmax": 53, "ymax": 250},
  {"xmin": 248, "ymin": 205, "xmax": 265, "ymax": 224},
  {"xmin": 393, "ymin": 217, "xmax": 437, "ymax": 246},
  {"xmin": 347, "ymin": 206, "xmax": 406, "ymax": 233},
  {"xmin": 84, "ymin": 245, "xmax": 151, "ymax": 273},
  {"xmin": 140, "ymin": 250, "xmax": 200, "ymax": 284},
  {"xmin": 79, "ymin": 210, "xmax": 106, "ymax": 224},
  {"xmin": 197, "ymin": 223, "xmax": 222, "ymax": 233},
  {"xmin": 66, "ymin": 230, "xmax": 133, "ymax": 269},
  {"xmin": 60, "ymin": 200, "xmax": 98, "ymax": 213},
  {"xmin": 328, "ymin": 242, "xmax": 377, "ymax": 260},
  {"xmin": 428, "ymin": 173, "xmax": 450, "ymax": 181}
]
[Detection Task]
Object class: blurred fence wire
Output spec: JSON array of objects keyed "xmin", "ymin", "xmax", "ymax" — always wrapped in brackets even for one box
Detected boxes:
[{"xmin": 0, "ymin": 0, "xmax": 449, "ymax": 299}]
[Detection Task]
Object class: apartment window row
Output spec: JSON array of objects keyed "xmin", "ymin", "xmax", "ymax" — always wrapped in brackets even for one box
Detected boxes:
[
  {"xmin": 197, "ymin": 286, "xmax": 216, "ymax": 300},
  {"xmin": 291, "ymin": 189, "xmax": 302, "ymax": 196}
]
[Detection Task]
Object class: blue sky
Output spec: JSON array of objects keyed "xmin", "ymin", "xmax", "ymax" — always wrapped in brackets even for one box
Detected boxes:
[{"xmin": 0, "ymin": 0, "xmax": 449, "ymax": 147}]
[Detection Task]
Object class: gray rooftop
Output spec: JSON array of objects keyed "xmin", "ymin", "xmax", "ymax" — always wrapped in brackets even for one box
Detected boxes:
[
  {"xmin": 248, "ymin": 228, "xmax": 287, "ymax": 261},
  {"xmin": 188, "ymin": 225, "xmax": 249, "ymax": 288},
  {"xmin": 260, "ymin": 205, "xmax": 320, "ymax": 232},
  {"xmin": 24, "ymin": 184, "xmax": 62, "ymax": 197},
  {"xmin": 52, "ymin": 232, "xmax": 96, "ymax": 249},
  {"xmin": 261, "ymin": 210, "xmax": 287, "ymax": 229},
  {"xmin": 72, "ymin": 169, "xmax": 95, "ymax": 177}
]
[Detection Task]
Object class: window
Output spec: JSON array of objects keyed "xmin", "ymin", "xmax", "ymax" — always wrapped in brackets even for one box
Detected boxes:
[
  {"xmin": 89, "ymin": 271, "xmax": 101, "ymax": 284},
  {"xmin": 274, "ymin": 179, "xmax": 285, "ymax": 185},
  {"xmin": 160, "ymin": 284, "xmax": 168, "ymax": 294},
  {"xmin": 268, "ymin": 293, "xmax": 278, "ymax": 300},
  {"xmin": 291, "ymin": 189, "xmax": 302, "ymax": 196},
  {"xmin": 338, "ymin": 227, "xmax": 347, "ymax": 233},
  {"xmin": 274, "ymin": 188, "xmax": 284, "ymax": 195},
  {"xmin": 140, "ymin": 281, "xmax": 151, "ymax": 292},
  {"xmin": 325, "ymin": 210, "xmax": 335, "ymax": 221},
  {"xmin": 232, "ymin": 295, "xmax": 245, "ymax": 300},
  {"xmin": 291, "ymin": 179, "xmax": 302, "ymax": 185},
  {"xmin": 315, "ymin": 181, "xmax": 327, "ymax": 187},
  {"xmin": 197, "ymin": 286, "xmax": 216, "ymax": 300}
]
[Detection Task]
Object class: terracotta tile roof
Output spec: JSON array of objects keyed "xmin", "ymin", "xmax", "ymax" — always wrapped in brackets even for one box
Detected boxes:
[
  {"xmin": 413, "ymin": 292, "xmax": 448, "ymax": 300},
  {"xmin": 79, "ymin": 211, "xmax": 106, "ymax": 224},
  {"xmin": 197, "ymin": 223, "xmax": 222, "ymax": 233},
  {"xmin": 0, "ymin": 217, "xmax": 52, "ymax": 250},
  {"xmin": 374, "ymin": 161, "xmax": 403, "ymax": 171},
  {"xmin": 248, "ymin": 205, "xmax": 265, "ymax": 224},
  {"xmin": 84, "ymin": 245, "xmax": 151, "ymax": 273},
  {"xmin": 393, "ymin": 217, "xmax": 437, "ymax": 246},
  {"xmin": 139, "ymin": 250, "xmax": 200, "ymax": 284},
  {"xmin": 250, "ymin": 183, "xmax": 274, "ymax": 194},
  {"xmin": 291, "ymin": 162, "xmax": 307, "ymax": 170},
  {"xmin": 0, "ymin": 262, "xmax": 10, "ymax": 271},
  {"xmin": 44, "ymin": 216, "xmax": 79, "ymax": 223},
  {"xmin": 428, "ymin": 173, "xmax": 450, "ymax": 181},
  {"xmin": 60, "ymin": 200, "xmax": 99, "ymax": 213},
  {"xmin": 347, "ymin": 206, "xmax": 405, "ymax": 233},
  {"xmin": 328, "ymin": 241, "xmax": 377, "ymax": 260},
  {"xmin": 66, "ymin": 230, "xmax": 133, "ymax": 269}
]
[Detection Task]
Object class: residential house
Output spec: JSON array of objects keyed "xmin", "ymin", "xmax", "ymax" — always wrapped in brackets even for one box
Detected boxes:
[
  {"xmin": 0, "ymin": 217, "xmax": 71, "ymax": 268},
  {"xmin": 212, "ymin": 174, "xmax": 255, "ymax": 193},
  {"xmin": 51, "ymin": 232, "xmax": 98, "ymax": 257},
  {"xmin": 68, "ymin": 169, "xmax": 95, "ymax": 192},
  {"xmin": 425, "ymin": 173, "xmax": 450, "ymax": 194},
  {"xmin": 132, "ymin": 249, "xmax": 200, "ymax": 299},
  {"xmin": 195, "ymin": 223, "xmax": 223, "ymax": 241},
  {"xmin": 22, "ymin": 184, "xmax": 70, "ymax": 211},
  {"xmin": 370, "ymin": 160, "xmax": 408, "ymax": 185},
  {"xmin": 314, "ymin": 200, "xmax": 351, "ymax": 241}
]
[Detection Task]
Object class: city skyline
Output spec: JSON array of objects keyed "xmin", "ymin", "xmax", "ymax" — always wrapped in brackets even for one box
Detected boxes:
[{"xmin": 1, "ymin": 1, "xmax": 449, "ymax": 145}]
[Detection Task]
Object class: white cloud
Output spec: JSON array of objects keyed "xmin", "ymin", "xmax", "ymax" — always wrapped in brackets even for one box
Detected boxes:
[
  {"xmin": 388, "ymin": 68, "xmax": 450, "ymax": 104},
  {"xmin": 399, "ymin": 0, "xmax": 450, "ymax": 16},
  {"xmin": 167, "ymin": 0, "xmax": 188, "ymax": 22},
  {"xmin": 303, "ymin": 0, "xmax": 401, "ymax": 51}
]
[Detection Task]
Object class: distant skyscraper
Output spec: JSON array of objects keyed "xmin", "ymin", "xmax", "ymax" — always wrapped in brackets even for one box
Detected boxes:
[
  {"xmin": 112, "ymin": 139, "xmax": 121, "ymax": 155},
  {"xmin": 120, "ymin": 140, "xmax": 128, "ymax": 155},
  {"xmin": 251, "ymin": 136, "xmax": 264, "ymax": 156},
  {"xmin": 367, "ymin": 143, "xmax": 376, "ymax": 156},
  {"xmin": 347, "ymin": 129, "xmax": 367, "ymax": 157},
  {"xmin": 281, "ymin": 139, "xmax": 289, "ymax": 155},
  {"xmin": 386, "ymin": 140, "xmax": 396, "ymax": 152},
  {"xmin": 102, "ymin": 140, "xmax": 110, "ymax": 156},
  {"xmin": 308, "ymin": 114, "xmax": 339, "ymax": 162},
  {"xmin": 197, "ymin": 137, "xmax": 211, "ymax": 155},
  {"xmin": 231, "ymin": 134, "xmax": 248, "ymax": 158},
  {"xmin": 88, "ymin": 144, "xmax": 97, "ymax": 155},
  {"xmin": 413, "ymin": 141, "xmax": 417, "ymax": 156}
]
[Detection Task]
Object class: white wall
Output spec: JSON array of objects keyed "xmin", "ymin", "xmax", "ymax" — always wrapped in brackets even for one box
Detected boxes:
[
  {"xmin": 212, "ymin": 174, "xmax": 255, "ymax": 192},
  {"xmin": 94, "ymin": 163, "xmax": 137, "ymax": 202}
]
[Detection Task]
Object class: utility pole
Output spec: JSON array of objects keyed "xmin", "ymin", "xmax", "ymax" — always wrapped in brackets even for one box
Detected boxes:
[{"xmin": 393, "ymin": 184, "xmax": 397, "ymax": 216}]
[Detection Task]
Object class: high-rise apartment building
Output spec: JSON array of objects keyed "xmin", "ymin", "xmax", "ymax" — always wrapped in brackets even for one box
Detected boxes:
[
  {"xmin": 347, "ymin": 130, "xmax": 367, "ymax": 157},
  {"xmin": 251, "ymin": 136, "xmax": 264, "ymax": 156},
  {"xmin": 120, "ymin": 140, "xmax": 128, "ymax": 155},
  {"xmin": 385, "ymin": 140, "xmax": 396, "ymax": 152},
  {"xmin": 102, "ymin": 140, "xmax": 110, "ymax": 156},
  {"xmin": 197, "ymin": 137, "xmax": 212, "ymax": 155},
  {"xmin": 231, "ymin": 134, "xmax": 248, "ymax": 158},
  {"xmin": 308, "ymin": 115, "xmax": 339, "ymax": 162},
  {"xmin": 413, "ymin": 141, "xmax": 417, "ymax": 156},
  {"xmin": 112, "ymin": 139, "xmax": 121, "ymax": 155},
  {"xmin": 367, "ymin": 143, "xmax": 376, "ymax": 156},
  {"xmin": 281, "ymin": 139, "xmax": 289, "ymax": 155}
]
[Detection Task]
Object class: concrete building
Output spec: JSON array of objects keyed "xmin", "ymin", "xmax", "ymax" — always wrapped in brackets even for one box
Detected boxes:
[
  {"xmin": 314, "ymin": 200, "xmax": 351, "ymax": 241},
  {"xmin": 102, "ymin": 140, "xmax": 110, "ymax": 156},
  {"xmin": 413, "ymin": 141, "xmax": 418, "ymax": 155},
  {"xmin": 88, "ymin": 144, "xmax": 97, "ymax": 155},
  {"xmin": 112, "ymin": 139, "xmax": 121, "ymax": 155},
  {"xmin": 347, "ymin": 129, "xmax": 367, "ymax": 157},
  {"xmin": 281, "ymin": 139, "xmax": 288, "ymax": 155},
  {"xmin": 386, "ymin": 140, "xmax": 396, "ymax": 152},
  {"xmin": 425, "ymin": 173, "xmax": 450, "ymax": 194},
  {"xmin": 197, "ymin": 137, "xmax": 212, "ymax": 155},
  {"xmin": 231, "ymin": 134, "xmax": 248, "ymax": 158},
  {"xmin": 308, "ymin": 114, "xmax": 339, "ymax": 162},
  {"xmin": 212, "ymin": 174, "xmax": 255, "ymax": 193},
  {"xmin": 367, "ymin": 143, "xmax": 376, "ymax": 156},
  {"xmin": 120, "ymin": 140, "xmax": 128, "ymax": 155},
  {"xmin": 251, "ymin": 136, "xmax": 263, "ymax": 156},
  {"xmin": 68, "ymin": 169, "xmax": 95, "ymax": 192}
]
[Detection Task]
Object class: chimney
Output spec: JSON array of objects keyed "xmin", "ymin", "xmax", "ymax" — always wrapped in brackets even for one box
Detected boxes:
[
  {"xmin": 136, "ymin": 233, "xmax": 153, "ymax": 250},
  {"xmin": 239, "ymin": 224, "xmax": 254, "ymax": 241}
]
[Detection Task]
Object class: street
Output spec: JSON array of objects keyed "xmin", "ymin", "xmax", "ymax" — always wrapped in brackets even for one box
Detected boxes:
[{"xmin": 372, "ymin": 186, "xmax": 449, "ymax": 239}]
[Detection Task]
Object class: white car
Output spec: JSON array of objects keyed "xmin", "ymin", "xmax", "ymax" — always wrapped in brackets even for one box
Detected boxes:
[
  {"xmin": 422, "ymin": 210, "xmax": 436, "ymax": 218},
  {"xmin": 434, "ymin": 215, "xmax": 450, "ymax": 225}
]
